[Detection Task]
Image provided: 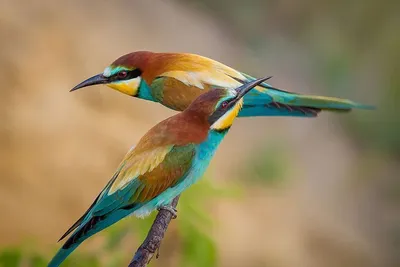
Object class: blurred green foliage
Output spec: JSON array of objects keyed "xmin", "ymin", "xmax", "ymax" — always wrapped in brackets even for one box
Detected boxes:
[
  {"xmin": 241, "ymin": 143, "xmax": 290, "ymax": 187},
  {"xmin": 0, "ymin": 176, "xmax": 241, "ymax": 267},
  {"xmin": 0, "ymin": 248, "xmax": 22, "ymax": 267}
]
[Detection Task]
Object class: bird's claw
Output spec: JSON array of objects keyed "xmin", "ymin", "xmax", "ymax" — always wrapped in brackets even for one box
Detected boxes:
[{"xmin": 157, "ymin": 205, "xmax": 178, "ymax": 219}]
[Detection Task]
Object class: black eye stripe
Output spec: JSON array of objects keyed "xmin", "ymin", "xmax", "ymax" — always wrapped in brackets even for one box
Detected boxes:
[
  {"xmin": 127, "ymin": 68, "xmax": 142, "ymax": 79},
  {"xmin": 208, "ymin": 97, "xmax": 237, "ymax": 125},
  {"xmin": 109, "ymin": 68, "xmax": 142, "ymax": 82}
]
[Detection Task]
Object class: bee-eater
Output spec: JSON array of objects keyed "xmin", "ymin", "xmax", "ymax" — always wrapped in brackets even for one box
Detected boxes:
[
  {"xmin": 71, "ymin": 51, "xmax": 373, "ymax": 117},
  {"xmin": 48, "ymin": 77, "xmax": 270, "ymax": 267}
]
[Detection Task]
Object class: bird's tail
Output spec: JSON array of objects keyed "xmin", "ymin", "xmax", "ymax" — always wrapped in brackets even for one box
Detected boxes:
[
  {"xmin": 238, "ymin": 76, "xmax": 375, "ymax": 117},
  {"xmin": 48, "ymin": 210, "xmax": 129, "ymax": 267},
  {"xmin": 48, "ymin": 243, "xmax": 80, "ymax": 267}
]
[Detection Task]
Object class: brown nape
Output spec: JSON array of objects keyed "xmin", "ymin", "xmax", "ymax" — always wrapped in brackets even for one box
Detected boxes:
[
  {"xmin": 184, "ymin": 89, "xmax": 226, "ymax": 118},
  {"xmin": 133, "ymin": 90, "xmax": 227, "ymax": 150}
]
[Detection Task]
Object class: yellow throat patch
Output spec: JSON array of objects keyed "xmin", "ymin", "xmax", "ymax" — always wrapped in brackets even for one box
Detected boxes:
[
  {"xmin": 107, "ymin": 77, "xmax": 141, "ymax": 96},
  {"xmin": 211, "ymin": 99, "xmax": 243, "ymax": 131}
]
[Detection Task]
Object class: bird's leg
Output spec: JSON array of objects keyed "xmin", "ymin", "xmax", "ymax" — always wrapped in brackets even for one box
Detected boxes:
[{"xmin": 157, "ymin": 205, "xmax": 178, "ymax": 219}]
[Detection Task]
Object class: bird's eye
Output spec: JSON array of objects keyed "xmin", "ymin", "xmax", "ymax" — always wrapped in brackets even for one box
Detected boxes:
[
  {"xmin": 221, "ymin": 101, "xmax": 228, "ymax": 109},
  {"xmin": 117, "ymin": 71, "xmax": 128, "ymax": 79}
]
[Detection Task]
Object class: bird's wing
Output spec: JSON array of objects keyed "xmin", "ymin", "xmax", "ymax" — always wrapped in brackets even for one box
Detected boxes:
[
  {"xmin": 157, "ymin": 55, "xmax": 249, "ymax": 90},
  {"xmin": 121, "ymin": 144, "xmax": 196, "ymax": 206},
  {"xmin": 58, "ymin": 143, "xmax": 196, "ymax": 242},
  {"xmin": 92, "ymin": 143, "xmax": 197, "ymax": 215},
  {"xmin": 150, "ymin": 55, "xmax": 278, "ymax": 110},
  {"xmin": 149, "ymin": 58, "xmax": 250, "ymax": 110},
  {"xmin": 156, "ymin": 58, "xmax": 319, "ymax": 113}
]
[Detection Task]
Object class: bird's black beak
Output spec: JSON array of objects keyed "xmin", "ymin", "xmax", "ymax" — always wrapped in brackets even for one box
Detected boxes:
[
  {"xmin": 70, "ymin": 74, "xmax": 109, "ymax": 92},
  {"xmin": 235, "ymin": 76, "xmax": 272, "ymax": 100}
]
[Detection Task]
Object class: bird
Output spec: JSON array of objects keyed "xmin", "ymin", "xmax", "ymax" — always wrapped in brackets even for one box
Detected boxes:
[
  {"xmin": 71, "ymin": 51, "xmax": 374, "ymax": 117},
  {"xmin": 48, "ymin": 77, "xmax": 270, "ymax": 267}
]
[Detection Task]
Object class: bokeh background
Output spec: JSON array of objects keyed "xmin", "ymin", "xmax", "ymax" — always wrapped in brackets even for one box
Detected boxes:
[{"xmin": 1, "ymin": 0, "xmax": 399, "ymax": 266}]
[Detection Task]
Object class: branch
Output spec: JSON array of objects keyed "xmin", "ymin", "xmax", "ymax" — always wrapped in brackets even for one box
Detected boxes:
[{"xmin": 128, "ymin": 195, "xmax": 180, "ymax": 267}]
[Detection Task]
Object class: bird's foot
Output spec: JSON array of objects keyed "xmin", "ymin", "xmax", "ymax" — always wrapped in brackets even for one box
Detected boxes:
[{"xmin": 157, "ymin": 205, "xmax": 178, "ymax": 219}]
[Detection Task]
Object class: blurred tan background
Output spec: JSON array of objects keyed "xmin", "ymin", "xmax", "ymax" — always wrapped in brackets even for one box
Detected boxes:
[{"xmin": 1, "ymin": 0, "xmax": 399, "ymax": 266}]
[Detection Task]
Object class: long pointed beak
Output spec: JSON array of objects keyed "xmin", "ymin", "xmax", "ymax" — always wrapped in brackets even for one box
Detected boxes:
[
  {"xmin": 235, "ymin": 76, "xmax": 273, "ymax": 99},
  {"xmin": 70, "ymin": 74, "xmax": 109, "ymax": 92}
]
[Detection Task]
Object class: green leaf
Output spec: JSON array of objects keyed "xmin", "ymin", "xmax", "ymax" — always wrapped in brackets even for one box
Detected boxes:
[{"xmin": 0, "ymin": 248, "xmax": 22, "ymax": 267}]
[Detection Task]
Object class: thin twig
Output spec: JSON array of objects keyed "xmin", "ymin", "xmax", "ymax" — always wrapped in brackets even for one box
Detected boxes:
[{"xmin": 128, "ymin": 195, "xmax": 180, "ymax": 267}]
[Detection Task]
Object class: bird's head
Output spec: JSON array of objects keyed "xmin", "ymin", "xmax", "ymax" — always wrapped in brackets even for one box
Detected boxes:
[
  {"xmin": 186, "ymin": 77, "xmax": 272, "ymax": 132},
  {"xmin": 70, "ymin": 52, "xmax": 151, "ymax": 96}
]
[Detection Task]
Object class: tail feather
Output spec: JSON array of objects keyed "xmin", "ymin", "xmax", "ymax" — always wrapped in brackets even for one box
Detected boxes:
[
  {"xmin": 288, "ymin": 94, "xmax": 375, "ymax": 111},
  {"xmin": 48, "ymin": 243, "xmax": 80, "ymax": 267},
  {"xmin": 48, "ymin": 216, "xmax": 105, "ymax": 267},
  {"xmin": 239, "ymin": 83, "xmax": 374, "ymax": 118},
  {"xmin": 58, "ymin": 193, "xmax": 103, "ymax": 242},
  {"xmin": 48, "ymin": 210, "xmax": 130, "ymax": 267},
  {"xmin": 237, "ymin": 74, "xmax": 375, "ymax": 117},
  {"xmin": 240, "ymin": 101, "xmax": 321, "ymax": 117}
]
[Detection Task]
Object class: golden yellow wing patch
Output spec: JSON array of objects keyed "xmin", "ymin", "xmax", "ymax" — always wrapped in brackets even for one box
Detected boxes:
[
  {"xmin": 107, "ymin": 146, "xmax": 173, "ymax": 195},
  {"xmin": 129, "ymin": 144, "xmax": 196, "ymax": 203},
  {"xmin": 161, "ymin": 70, "xmax": 241, "ymax": 90},
  {"xmin": 159, "ymin": 54, "xmax": 247, "ymax": 90}
]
